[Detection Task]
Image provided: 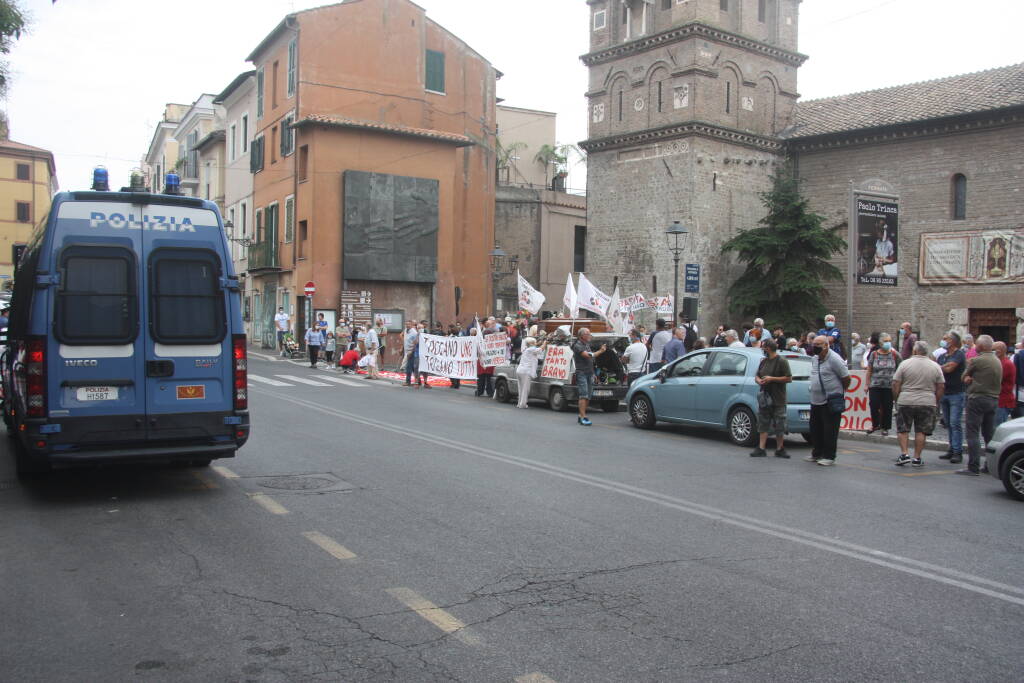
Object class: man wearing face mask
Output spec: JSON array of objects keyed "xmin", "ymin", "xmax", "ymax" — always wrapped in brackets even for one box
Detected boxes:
[
  {"xmin": 806, "ymin": 335, "xmax": 851, "ymax": 466},
  {"xmin": 818, "ymin": 314, "xmax": 844, "ymax": 359},
  {"xmin": 938, "ymin": 331, "xmax": 966, "ymax": 464}
]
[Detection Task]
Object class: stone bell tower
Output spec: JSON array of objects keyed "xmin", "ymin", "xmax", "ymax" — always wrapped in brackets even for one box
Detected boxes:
[{"xmin": 580, "ymin": 0, "xmax": 805, "ymax": 328}]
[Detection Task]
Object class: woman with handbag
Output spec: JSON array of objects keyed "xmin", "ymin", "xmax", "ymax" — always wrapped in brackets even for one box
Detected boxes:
[
  {"xmin": 807, "ymin": 335, "xmax": 852, "ymax": 466},
  {"xmin": 864, "ymin": 332, "xmax": 900, "ymax": 436}
]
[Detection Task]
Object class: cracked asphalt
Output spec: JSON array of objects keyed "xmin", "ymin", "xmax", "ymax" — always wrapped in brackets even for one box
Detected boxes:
[{"xmin": 1, "ymin": 355, "xmax": 1021, "ymax": 682}]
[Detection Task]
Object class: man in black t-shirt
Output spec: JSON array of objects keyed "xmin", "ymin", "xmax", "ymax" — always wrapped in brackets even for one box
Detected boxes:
[
  {"xmin": 939, "ymin": 331, "xmax": 967, "ymax": 463},
  {"xmin": 572, "ymin": 328, "xmax": 606, "ymax": 426},
  {"xmin": 750, "ymin": 339, "xmax": 793, "ymax": 458}
]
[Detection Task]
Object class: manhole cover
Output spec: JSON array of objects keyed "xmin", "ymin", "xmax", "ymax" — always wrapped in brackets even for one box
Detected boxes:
[
  {"xmin": 259, "ymin": 476, "xmax": 336, "ymax": 491},
  {"xmin": 237, "ymin": 472, "xmax": 357, "ymax": 496}
]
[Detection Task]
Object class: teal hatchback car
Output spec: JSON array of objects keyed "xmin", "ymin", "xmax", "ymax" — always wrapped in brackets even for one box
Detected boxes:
[{"xmin": 625, "ymin": 347, "xmax": 812, "ymax": 446}]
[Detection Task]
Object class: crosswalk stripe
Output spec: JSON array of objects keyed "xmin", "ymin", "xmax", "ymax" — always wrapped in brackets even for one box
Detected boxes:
[
  {"xmin": 313, "ymin": 375, "xmax": 368, "ymax": 387},
  {"xmin": 248, "ymin": 374, "xmax": 292, "ymax": 387},
  {"xmin": 274, "ymin": 375, "xmax": 332, "ymax": 387}
]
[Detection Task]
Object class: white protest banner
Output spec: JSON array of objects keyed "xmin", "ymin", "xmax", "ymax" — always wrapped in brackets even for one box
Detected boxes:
[
  {"xmin": 622, "ymin": 293, "xmax": 647, "ymax": 312},
  {"xmin": 517, "ymin": 270, "xmax": 546, "ymax": 315},
  {"xmin": 540, "ymin": 344, "xmax": 573, "ymax": 381},
  {"xmin": 577, "ymin": 273, "xmax": 611, "ymax": 317},
  {"xmin": 651, "ymin": 295, "xmax": 674, "ymax": 315},
  {"xmin": 606, "ymin": 286, "xmax": 628, "ymax": 335},
  {"xmin": 480, "ymin": 331, "xmax": 509, "ymax": 368},
  {"xmin": 840, "ymin": 370, "xmax": 871, "ymax": 432},
  {"xmin": 563, "ymin": 273, "xmax": 578, "ymax": 317},
  {"xmin": 418, "ymin": 333, "xmax": 478, "ymax": 380}
]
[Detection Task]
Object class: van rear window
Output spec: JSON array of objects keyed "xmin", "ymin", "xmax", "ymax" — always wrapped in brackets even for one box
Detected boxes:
[
  {"xmin": 56, "ymin": 247, "xmax": 137, "ymax": 344},
  {"xmin": 151, "ymin": 250, "xmax": 224, "ymax": 344}
]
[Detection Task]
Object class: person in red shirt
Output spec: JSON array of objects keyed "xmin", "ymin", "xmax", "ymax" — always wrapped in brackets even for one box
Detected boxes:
[
  {"xmin": 339, "ymin": 346, "xmax": 361, "ymax": 374},
  {"xmin": 995, "ymin": 341, "xmax": 1016, "ymax": 424}
]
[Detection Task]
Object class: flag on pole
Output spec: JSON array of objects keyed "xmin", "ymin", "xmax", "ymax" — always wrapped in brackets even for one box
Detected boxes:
[
  {"xmin": 516, "ymin": 270, "xmax": 546, "ymax": 315},
  {"xmin": 606, "ymin": 285, "xmax": 628, "ymax": 335},
  {"xmin": 563, "ymin": 273, "xmax": 578, "ymax": 317},
  {"xmin": 576, "ymin": 273, "xmax": 611, "ymax": 317}
]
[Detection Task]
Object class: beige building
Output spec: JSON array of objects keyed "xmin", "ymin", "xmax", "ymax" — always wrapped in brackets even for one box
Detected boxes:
[
  {"xmin": 172, "ymin": 94, "xmax": 218, "ymax": 198},
  {"xmin": 496, "ymin": 105, "xmax": 557, "ymax": 189},
  {"xmin": 143, "ymin": 103, "xmax": 189, "ymax": 193},
  {"xmin": 494, "ymin": 107, "xmax": 587, "ymax": 315},
  {"xmin": 0, "ymin": 129, "xmax": 58, "ymax": 283}
]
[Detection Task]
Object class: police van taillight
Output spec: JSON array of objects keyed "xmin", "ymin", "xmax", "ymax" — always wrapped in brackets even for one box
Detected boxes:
[
  {"xmin": 233, "ymin": 335, "xmax": 247, "ymax": 411},
  {"xmin": 26, "ymin": 337, "xmax": 46, "ymax": 418}
]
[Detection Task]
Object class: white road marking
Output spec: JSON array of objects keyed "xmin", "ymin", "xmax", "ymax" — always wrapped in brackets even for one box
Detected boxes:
[
  {"xmin": 515, "ymin": 674, "xmax": 558, "ymax": 683},
  {"xmin": 386, "ymin": 587, "xmax": 480, "ymax": 645},
  {"xmin": 211, "ymin": 465, "xmax": 239, "ymax": 479},
  {"xmin": 248, "ymin": 375, "xmax": 292, "ymax": 387},
  {"xmin": 302, "ymin": 531, "xmax": 357, "ymax": 560},
  {"xmin": 250, "ymin": 387, "xmax": 1024, "ymax": 609},
  {"xmin": 313, "ymin": 375, "xmax": 368, "ymax": 387},
  {"xmin": 274, "ymin": 375, "xmax": 332, "ymax": 387}
]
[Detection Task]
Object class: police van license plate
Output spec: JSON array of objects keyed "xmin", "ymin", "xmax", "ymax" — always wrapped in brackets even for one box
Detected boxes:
[
  {"xmin": 77, "ymin": 386, "xmax": 118, "ymax": 401},
  {"xmin": 593, "ymin": 390, "xmax": 613, "ymax": 397}
]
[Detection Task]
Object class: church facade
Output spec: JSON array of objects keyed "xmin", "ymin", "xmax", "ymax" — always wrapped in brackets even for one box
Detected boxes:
[{"xmin": 580, "ymin": 0, "xmax": 1023, "ymax": 344}]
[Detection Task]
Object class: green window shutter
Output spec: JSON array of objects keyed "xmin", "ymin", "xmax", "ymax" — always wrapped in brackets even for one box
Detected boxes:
[
  {"xmin": 287, "ymin": 39, "xmax": 297, "ymax": 97},
  {"xmin": 285, "ymin": 197, "xmax": 294, "ymax": 243},
  {"xmin": 425, "ymin": 50, "xmax": 445, "ymax": 93}
]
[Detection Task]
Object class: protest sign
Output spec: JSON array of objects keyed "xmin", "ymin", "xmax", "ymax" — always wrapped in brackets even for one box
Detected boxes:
[
  {"xmin": 480, "ymin": 331, "xmax": 509, "ymax": 368},
  {"xmin": 840, "ymin": 370, "xmax": 871, "ymax": 431},
  {"xmin": 540, "ymin": 344, "xmax": 573, "ymax": 381},
  {"xmin": 418, "ymin": 333, "xmax": 479, "ymax": 380},
  {"xmin": 621, "ymin": 293, "xmax": 647, "ymax": 312}
]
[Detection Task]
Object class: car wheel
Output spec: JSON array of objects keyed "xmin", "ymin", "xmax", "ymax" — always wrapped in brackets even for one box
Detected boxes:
[
  {"xmin": 629, "ymin": 395, "xmax": 656, "ymax": 429},
  {"xmin": 494, "ymin": 379, "xmax": 511, "ymax": 403},
  {"xmin": 601, "ymin": 400, "xmax": 620, "ymax": 413},
  {"xmin": 1000, "ymin": 450, "xmax": 1024, "ymax": 502},
  {"xmin": 728, "ymin": 406, "xmax": 757, "ymax": 447},
  {"xmin": 549, "ymin": 387, "xmax": 569, "ymax": 412}
]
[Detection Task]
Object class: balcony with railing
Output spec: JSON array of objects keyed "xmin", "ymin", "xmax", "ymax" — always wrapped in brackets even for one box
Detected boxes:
[{"xmin": 246, "ymin": 240, "xmax": 279, "ymax": 271}]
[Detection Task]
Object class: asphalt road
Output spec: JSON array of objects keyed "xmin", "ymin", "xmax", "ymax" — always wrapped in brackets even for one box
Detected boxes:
[{"xmin": 1, "ymin": 353, "xmax": 1021, "ymax": 682}]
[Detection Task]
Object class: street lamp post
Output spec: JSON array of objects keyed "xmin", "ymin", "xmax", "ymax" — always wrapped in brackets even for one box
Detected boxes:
[{"xmin": 665, "ymin": 221, "xmax": 689, "ymax": 326}]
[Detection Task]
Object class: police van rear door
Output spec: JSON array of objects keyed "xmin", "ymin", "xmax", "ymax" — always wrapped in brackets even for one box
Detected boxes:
[
  {"xmin": 143, "ymin": 206, "xmax": 233, "ymax": 444},
  {"xmin": 52, "ymin": 200, "xmax": 147, "ymax": 444}
]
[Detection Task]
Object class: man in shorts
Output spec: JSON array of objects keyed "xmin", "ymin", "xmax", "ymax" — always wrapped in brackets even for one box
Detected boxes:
[
  {"xmin": 274, "ymin": 307, "xmax": 290, "ymax": 356},
  {"xmin": 750, "ymin": 339, "xmax": 793, "ymax": 458},
  {"xmin": 892, "ymin": 340, "xmax": 945, "ymax": 467},
  {"xmin": 572, "ymin": 328, "xmax": 607, "ymax": 426}
]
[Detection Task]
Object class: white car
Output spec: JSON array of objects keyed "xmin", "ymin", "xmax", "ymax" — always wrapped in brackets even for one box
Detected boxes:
[{"xmin": 986, "ymin": 416, "xmax": 1024, "ymax": 501}]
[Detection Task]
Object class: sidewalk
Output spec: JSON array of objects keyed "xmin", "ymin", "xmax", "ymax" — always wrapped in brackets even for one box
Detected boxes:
[{"xmin": 839, "ymin": 418, "xmax": 951, "ymax": 453}]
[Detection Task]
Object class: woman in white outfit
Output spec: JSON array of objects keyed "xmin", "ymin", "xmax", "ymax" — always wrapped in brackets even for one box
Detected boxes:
[{"xmin": 516, "ymin": 337, "xmax": 548, "ymax": 409}]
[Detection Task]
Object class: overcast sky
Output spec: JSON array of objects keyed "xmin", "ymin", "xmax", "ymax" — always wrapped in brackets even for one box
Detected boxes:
[{"xmin": 5, "ymin": 0, "xmax": 1023, "ymax": 193}]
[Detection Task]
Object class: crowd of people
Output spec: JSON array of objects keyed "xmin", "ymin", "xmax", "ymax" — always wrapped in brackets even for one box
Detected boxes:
[{"xmin": 271, "ymin": 305, "xmax": 1024, "ymax": 476}]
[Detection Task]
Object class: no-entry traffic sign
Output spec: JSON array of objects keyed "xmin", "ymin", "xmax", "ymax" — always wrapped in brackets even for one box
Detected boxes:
[{"xmin": 304, "ymin": 281, "xmax": 316, "ymax": 296}]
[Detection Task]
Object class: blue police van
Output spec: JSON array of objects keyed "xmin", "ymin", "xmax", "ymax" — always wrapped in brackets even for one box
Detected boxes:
[{"xmin": 1, "ymin": 169, "xmax": 249, "ymax": 474}]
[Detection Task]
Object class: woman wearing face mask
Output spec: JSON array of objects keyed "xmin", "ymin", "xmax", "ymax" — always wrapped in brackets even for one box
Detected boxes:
[{"xmin": 864, "ymin": 332, "xmax": 901, "ymax": 435}]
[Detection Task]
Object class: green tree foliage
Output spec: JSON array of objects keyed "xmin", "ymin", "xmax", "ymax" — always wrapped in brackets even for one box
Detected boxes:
[
  {"xmin": 0, "ymin": 0, "xmax": 27, "ymax": 94},
  {"xmin": 720, "ymin": 164, "xmax": 847, "ymax": 333}
]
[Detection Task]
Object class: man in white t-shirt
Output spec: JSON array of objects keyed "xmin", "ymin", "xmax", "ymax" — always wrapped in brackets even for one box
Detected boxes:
[
  {"xmin": 363, "ymin": 325, "xmax": 380, "ymax": 379},
  {"xmin": 647, "ymin": 319, "xmax": 672, "ymax": 373},
  {"xmin": 274, "ymin": 307, "xmax": 291, "ymax": 356},
  {"xmin": 726, "ymin": 329, "xmax": 745, "ymax": 348},
  {"xmin": 621, "ymin": 329, "xmax": 649, "ymax": 385}
]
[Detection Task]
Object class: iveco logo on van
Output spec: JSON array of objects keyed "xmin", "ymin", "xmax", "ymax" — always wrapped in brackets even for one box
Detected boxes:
[
  {"xmin": 89, "ymin": 212, "xmax": 196, "ymax": 232},
  {"xmin": 65, "ymin": 359, "xmax": 98, "ymax": 367}
]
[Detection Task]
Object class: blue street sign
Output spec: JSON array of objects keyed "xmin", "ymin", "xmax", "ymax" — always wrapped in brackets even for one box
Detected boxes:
[{"xmin": 684, "ymin": 264, "xmax": 700, "ymax": 293}]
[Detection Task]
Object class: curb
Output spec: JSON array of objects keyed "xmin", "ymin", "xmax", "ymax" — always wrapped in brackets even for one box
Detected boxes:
[{"xmin": 838, "ymin": 429, "xmax": 950, "ymax": 453}]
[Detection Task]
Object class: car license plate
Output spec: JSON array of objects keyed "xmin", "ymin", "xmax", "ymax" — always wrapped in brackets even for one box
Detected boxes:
[
  {"xmin": 799, "ymin": 410, "xmax": 810, "ymax": 420},
  {"xmin": 77, "ymin": 386, "xmax": 118, "ymax": 401},
  {"xmin": 593, "ymin": 390, "xmax": 613, "ymax": 397}
]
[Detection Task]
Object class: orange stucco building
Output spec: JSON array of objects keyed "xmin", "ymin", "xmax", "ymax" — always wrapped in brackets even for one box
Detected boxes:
[{"xmin": 246, "ymin": 0, "xmax": 497, "ymax": 352}]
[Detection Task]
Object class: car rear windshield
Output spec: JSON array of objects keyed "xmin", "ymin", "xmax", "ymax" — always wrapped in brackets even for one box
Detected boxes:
[
  {"xmin": 150, "ymin": 249, "xmax": 225, "ymax": 344},
  {"xmin": 55, "ymin": 246, "xmax": 138, "ymax": 344},
  {"xmin": 786, "ymin": 356, "xmax": 812, "ymax": 380}
]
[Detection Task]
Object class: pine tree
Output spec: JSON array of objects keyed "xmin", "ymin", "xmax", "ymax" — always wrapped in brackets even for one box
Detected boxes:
[{"xmin": 720, "ymin": 164, "xmax": 847, "ymax": 333}]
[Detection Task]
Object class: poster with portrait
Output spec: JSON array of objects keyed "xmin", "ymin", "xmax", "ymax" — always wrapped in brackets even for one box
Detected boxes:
[{"xmin": 855, "ymin": 197, "xmax": 899, "ymax": 286}]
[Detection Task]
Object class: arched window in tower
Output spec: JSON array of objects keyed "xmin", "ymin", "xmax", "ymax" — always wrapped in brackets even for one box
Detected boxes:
[
  {"xmin": 618, "ymin": 90, "xmax": 624, "ymax": 122},
  {"xmin": 725, "ymin": 81, "xmax": 731, "ymax": 114},
  {"xmin": 952, "ymin": 174, "xmax": 967, "ymax": 220}
]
